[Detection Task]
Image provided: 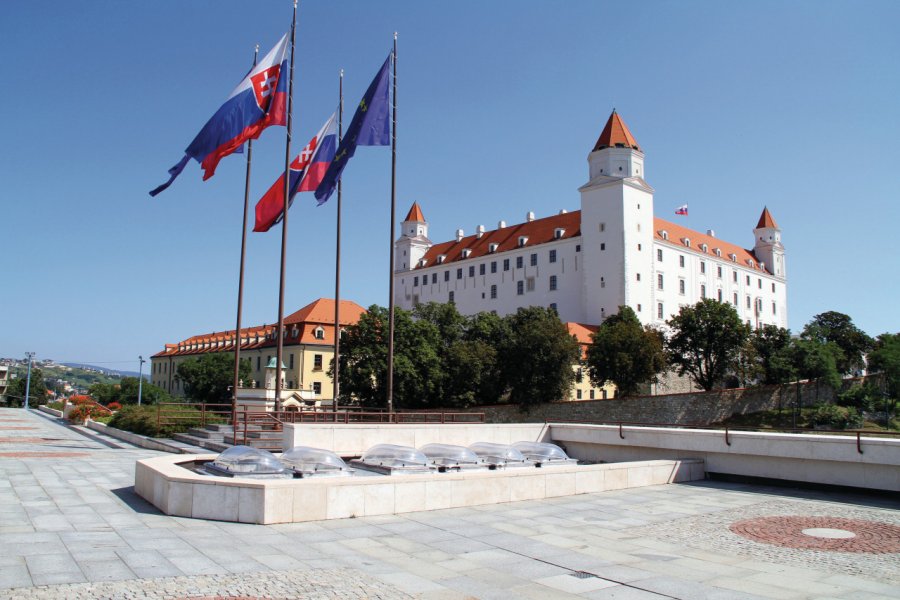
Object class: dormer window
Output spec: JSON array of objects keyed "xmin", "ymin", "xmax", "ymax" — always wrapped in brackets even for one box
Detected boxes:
[
  {"xmin": 314, "ymin": 326, "xmax": 325, "ymax": 340},
  {"xmin": 715, "ymin": 248, "xmax": 722, "ymax": 257},
  {"xmin": 730, "ymin": 253, "xmax": 737, "ymax": 262},
  {"xmin": 683, "ymin": 238, "xmax": 691, "ymax": 248},
  {"xmin": 461, "ymin": 248, "xmax": 472, "ymax": 258},
  {"xmin": 660, "ymin": 230, "xmax": 669, "ymax": 240},
  {"xmin": 747, "ymin": 259, "xmax": 755, "ymax": 268},
  {"xmin": 488, "ymin": 243, "xmax": 499, "ymax": 253},
  {"xmin": 518, "ymin": 236, "xmax": 528, "ymax": 247},
  {"xmin": 554, "ymin": 228, "xmax": 565, "ymax": 239},
  {"xmin": 437, "ymin": 254, "xmax": 446, "ymax": 264},
  {"xmin": 418, "ymin": 258, "xmax": 428, "ymax": 267},
  {"xmin": 700, "ymin": 243, "xmax": 708, "ymax": 253}
]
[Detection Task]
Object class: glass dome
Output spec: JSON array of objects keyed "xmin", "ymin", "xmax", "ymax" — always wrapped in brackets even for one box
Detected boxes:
[
  {"xmin": 281, "ymin": 446, "xmax": 349, "ymax": 474},
  {"xmin": 512, "ymin": 441, "xmax": 571, "ymax": 462},
  {"xmin": 359, "ymin": 444, "xmax": 429, "ymax": 468},
  {"xmin": 419, "ymin": 443, "xmax": 480, "ymax": 467},
  {"xmin": 209, "ymin": 445, "xmax": 285, "ymax": 475},
  {"xmin": 468, "ymin": 442, "xmax": 528, "ymax": 465}
]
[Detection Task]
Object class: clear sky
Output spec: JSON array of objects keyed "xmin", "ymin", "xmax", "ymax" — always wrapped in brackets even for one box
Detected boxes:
[{"xmin": 2, "ymin": 1, "xmax": 898, "ymax": 369}]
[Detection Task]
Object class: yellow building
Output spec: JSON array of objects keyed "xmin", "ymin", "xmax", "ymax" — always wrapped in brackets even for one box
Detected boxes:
[
  {"xmin": 565, "ymin": 322, "xmax": 617, "ymax": 401},
  {"xmin": 150, "ymin": 298, "xmax": 366, "ymax": 402}
]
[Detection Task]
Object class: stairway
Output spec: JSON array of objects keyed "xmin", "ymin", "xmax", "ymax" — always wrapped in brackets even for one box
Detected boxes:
[{"xmin": 172, "ymin": 423, "xmax": 283, "ymax": 452}]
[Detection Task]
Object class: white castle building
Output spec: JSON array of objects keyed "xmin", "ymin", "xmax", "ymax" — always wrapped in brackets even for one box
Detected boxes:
[{"xmin": 393, "ymin": 110, "xmax": 787, "ymax": 331}]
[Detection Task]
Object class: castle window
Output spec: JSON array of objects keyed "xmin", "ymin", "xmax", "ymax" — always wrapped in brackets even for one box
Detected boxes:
[
  {"xmin": 290, "ymin": 353, "xmax": 295, "ymax": 369},
  {"xmin": 590, "ymin": 389, "xmax": 595, "ymax": 399},
  {"xmin": 733, "ymin": 271, "xmax": 738, "ymax": 283},
  {"xmin": 549, "ymin": 249, "xmax": 557, "ymax": 263},
  {"xmin": 490, "ymin": 284, "xmax": 497, "ymax": 299},
  {"xmin": 700, "ymin": 261, "xmax": 706, "ymax": 274},
  {"xmin": 413, "ymin": 276, "xmax": 419, "ymax": 287},
  {"xmin": 491, "ymin": 261, "xmax": 497, "ymax": 273},
  {"xmin": 516, "ymin": 256, "xmax": 524, "ymax": 269},
  {"xmin": 601, "ymin": 243, "xmax": 606, "ymax": 251},
  {"xmin": 730, "ymin": 253, "xmax": 737, "ymax": 262},
  {"xmin": 257, "ymin": 357, "xmax": 261, "ymax": 370},
  {"xmin": 530, "ymin": 253, "xmax": 537, "ymax": 266},
  {"xmin": 599, "ymin": 223, "xmax": 606, "ymax": 232},
  {"xmin": 469, "ymin": 266, "xmax": 475, "ymax": 277},
  {"xmin": 657, "ymin": 249, "xmax": 663, "ymax": 261},
  {"xmin": 734, "ymin": 292, "xmax": 738, "ymax": 305},
  {"xmin": 701, "ymin": 243, "xmax": 708, "ymax": 253},
  {"xmin": 576, "ymin": 244, "xmax": 581, "ymax": 252},
  {"xmin": 600, "ymin": 277, "xmax": 605, "ymax": 288},
  {"xmin": 488, "ymin": 243, "xmax": 499, "ymax": 253},
  {"xmin": 715, "ymin": 249, "xmax": 722, "ymax": 257},
  {"xmin": 462, "ymin": 249, "xmax": 472, "ymax": 258},
  {"xmin": 701, "ymin": 284, "xmax": 707, "ymax": 299},
  {"xmin": 550, "ymin": 275, "xmax": 558, "ymax": 291},
  {"xmin": 554, "ymin": 228, "xmax": 565, "ymax": 239},
  {"xmin": 313, "ymin": 355, "xmax": 323, "ymax": 370},
  {"xmin": 657, "ymin": 303, "xmax": 664, "ymax": 319},
  {"xmin": 457, "ymin": 268, "xmax": 463, "ymax": 280},
  {"xmin": 679, "ymin": 255, "xmax": 685, "ymax": 267},
  {"xmin": 577, "ymin": 389, "xmax": 582, "ymax": 399},
  {"xmin": 679, "ymin": 279, "xmax": 685, "ymax": 295},
  {"xmin": 718, "ymin": 289, "xmax": 723, "ymax": 302},
  {"xmin": 772, "ymin": 302, "xmax": 777, "ymax": 315},
  {"xmin": 637, "ymin": 243, "xmax": 642, "ymax": 251},
  {"xmin": 746, "ymin": 295, "xmax": 751, "ymax": 308},
  {"xmin": 549, "ymin": 303, "xmax": 557, "ymax": 312},
  {"xmin": 657, "ymin": 274, "xmax": 664, "ymax": 290},
  {"xmin": 684, "ymin": 238, "xmax": 691, "ymax": 248},
  {"xmin": 717, "ymin": 266, "xmax": 722, "ymax": 278},
  {"xmin": 660, "ymin": 230, "xmax": 669, "ymax": 240},
  {"xmin": 449, "ymin": 291, "xmax": 455, "ymax": 303},
  {"xmin": 772, "ymin": 282, "xmax": 776, "ymax": 292},
  {"xmin": 437, "ymin": 255, "xmax": 446, "ymax": 264},
  {"xmin": 637, "ymin": 304, "xmax": 642, "ymax": 312},
  {"xmin": 432, "ymin": 273, "xmax": 437, "ymax": 284},
  {"xmin": 517, "ymin": 281, "xmax": 524, "ymax": 295},
  {"xmin": 518, "ymin": 236, "xmax": 528, "ymax": 247},
  {"xmin": 444, "ymin": 270, "xmax": 449, "ymax": 282},
  {"xmin": 315, "ymin": 327, "xmax": 325, "ymax": 340},
  {"xmin": 503, "ymin": 258, "xmax": 510, "ymax": 271},
  {"xmin": 480, "ymin": 263, "xmax": 486, "ymax": 276},
  {"xmin": 746, "ymin": 275, "xmax": 751, "ymax": 285},
  {"xmin": 758, "ymin": 278, "xmax": 762, "ymax": 289},
  {"xmin": 636, "ymin": 273, "xmax": 641, "ymax": 282},
  {"xmin": 526, "ymin": 277, "xmax": 535, "ymax": 292},
  {"xmin": 313, "ymin": 382, "xmax": 321, "ymax": 395}
]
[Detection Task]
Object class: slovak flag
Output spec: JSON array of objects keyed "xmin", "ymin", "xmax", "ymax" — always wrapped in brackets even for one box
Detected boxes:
[
  {"xmin": 254, "ymin": 112, "xmax": 338, "ymax": 232},
  {"xmin": 150, "ymin": 34, "xmax": 289, "ymax": 197},
  {"xmin": 675, "ymin": 204, "xmax": 689, "ymax": 216}
]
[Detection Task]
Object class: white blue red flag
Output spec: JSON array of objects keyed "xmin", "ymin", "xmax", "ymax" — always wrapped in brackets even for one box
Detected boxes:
[
  {"xmin": 150, "ymin": 34, "xmax": 289, "ymax": 197},
  {"xmin": 254, "ymin": 112, "xmax": 338, "ymax": 232},
  {"xmin": 675, "ymin": 204, "xmax": 689, "ymax": 216}
]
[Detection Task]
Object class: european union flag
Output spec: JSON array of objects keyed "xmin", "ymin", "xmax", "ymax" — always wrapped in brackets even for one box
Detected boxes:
[{"xmin": 315, "ymin": 53, "xmax": 391, "ymax": 205}]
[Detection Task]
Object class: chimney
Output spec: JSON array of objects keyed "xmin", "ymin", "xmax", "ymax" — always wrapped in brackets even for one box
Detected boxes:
[
  {"xmin": 476, "ymin": 225, "xmax": 485, "ymax": 238},
  {"xmin": 498, "ymin": 220, "xmax": 506, "ymax": 229},
  {"xmin": 456, "ymin": 229, "xmax": 464, "ymax": 242},
  {"xmin": 707, "ymin": 229, "xmax": 716, "ymax": 237},
  {"xmin": 527, "ymin": 211, "xmax": 535, "ymax": 222}
]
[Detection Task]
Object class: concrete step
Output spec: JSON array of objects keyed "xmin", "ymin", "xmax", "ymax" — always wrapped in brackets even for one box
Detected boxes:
[
  {"xmin": 159, "ymin": 438, "xmax": 209, "ymax": 454},
  {"xmin": 172, "ymin": 432, "xmax": 231, "ymax": 451},
  {"xmin": 186, "ymin": 428, "xmax": 226, "ymax": 440},
  {"xmin": 203, "ymin": 423, "xmax": 262, "ymax": 433},
  {"xmin": 224, "ymin": 435, "xmax": 282, "ymax": 450}
]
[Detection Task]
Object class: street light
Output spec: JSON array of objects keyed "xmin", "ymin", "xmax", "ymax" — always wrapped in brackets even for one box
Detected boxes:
[
  {"xmin": 23, "ymin": 352, "xmax": 35, "ymax": 410},
  {"xmin": 137, "ymin": 356, "xmax": 145, "ymax": 406}
]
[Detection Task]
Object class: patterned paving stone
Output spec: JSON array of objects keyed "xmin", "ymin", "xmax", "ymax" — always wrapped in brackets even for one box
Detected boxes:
[{"xmin": 730, "ymin": 516, "xmax": 900, "ymax": 553}]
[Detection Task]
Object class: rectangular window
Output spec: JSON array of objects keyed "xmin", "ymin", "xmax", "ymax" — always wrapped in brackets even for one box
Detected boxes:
[
  {"xmin": 733, "ymin": 292, "xmax": 738, "ymax": 305},
  {"xmin": 718, "ymin": 289, "xmax": 723, "ymax": 302},
  {"xmin": 490, "ymin": 284, "xmax": 497, "ymax": 299},
  {"xmin": 289, "ymin": 353, "xmax": 294, "ymax": 369},
  {"xmin": 312, "ymin": 382, "xmax": 321, "ymax": 395},
  {"xmin": 590, "ymin": 389, "xmax": 595, "ymax": 399},
  {"xmin": 469, "ymin": 266, "xmax": 475, "ymax": 277},
  {"xmin": 717, "ymin": 266, "xmax": 722, "ymax": 278},
  {"xmin": 701, "ymin": 284, "xmax": 706, "ymax": 299},
  {"xmin": 746, "ymin": 275, "xmax": 751, "ymax": 285},
  {"xmin": 679, "ymin": 279, "xmax": 685, "ymax": 295},
  {"xmin": 457, "ymin": 268, "xmax": 462, "ymax": 280},
  {"xmin": 549, "ymin": 249, "xmax": 557, "ymax": 263},
  {"xmin": 599, "ymin": 222, "xmax": 606, "ymax": 232},
  {"xmin": 576, "ymin": 389, "xmax": 582, "ymax": 400},
  {"xmin": 637, "ymin": 243, "xmax": 642, "ymax": 251},
  {"xmin": 516, "ymin": 256, "xmax": 523, "ymax": 269},
  {"xmin": 636, "ymin": 273, "xmax": 641, "ymax": 281},
  {"xmin": 758, "ymin": 278, "xmax": 762, "ymax": 289},
  {"xmin": 601, "ymin": 243, "xmax": 606, "ymax": 251},
  {"xmin": 313, "ymin": 354, "xmax": 323, "ymax": 370},
  {"xmin": 503, "ymin": 258, "xmax": 510, "ymax": 271},
  {"xmin": 413, "ymin": 276, "xmax": 419, "ymax": 287},
  {"xmin": 449, "ymin": 291, "xmax": 455, "ymax": 303},
  {"xmin": 526, "ymin": 277, "xmax": 535, "ymax": 292},
  {"xmin": 530, "ymin": 253, "xmax": 537, "ymax": 266},
  {"xmin": 746, "ymin": 295, "xmax": 751, "ymax": 308},
  {"xmin": 549, "ymin": 302, "xmax": 557, "ymax": 311},
  {"xmin": 700, "ymin": 261, "xmax": 706, "ymax": 274},
  {"xmin": 431, "ymin": 273, "xmax": 437, "ymax": 284},
  {"xmin": 679, "ymin": 255, "xmax": 685, "ymax": 267},
  {"xmin": 733, "ymin": 271, "xmax": 738, "ymax": 282},
  {"xmin": 491, "ymin": 261, "xmax": 497, "ymax": 273},
  {"xmin": 444, "ymin": 270, "xmax": 449, "ymax": 282},
  {"xmin": 576, "ymin": 244, "xmax": 581, "ymax": 252},
  {"xmin": 772, "ymin": 302, "xmax": 777, "ymax": 315},
  {"xmin": 257, "ymin": 356, "xmax": 260, "ymax": 370},
  {"xmin": 657, "ymin": 303, "xmax": 664, "ymax": 319},
  {"xmin": 657, "ymin": 249, "xmax": 663, "ymax": 262},
  {"xmin": 549, "ymin": 275, "xmax": 557, "ymax": 291},
  {"xmin": 772, "ymin": 282, "xmax": 776, "ymax": 292},
  {"xmin": 517, "ymin": 280, "xmax": 524, "ymax": 295},
  {"xmin": 479, "ymin": 263, "xmax": 485, "ymax": 276},
  {"xmin": 657, "ymin": 274, "xmax": 664, "ymax": 290}
]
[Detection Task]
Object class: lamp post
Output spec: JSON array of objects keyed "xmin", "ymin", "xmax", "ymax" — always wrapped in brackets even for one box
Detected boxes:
[
  {"xmin": 137, "ymin": 356, "xmax": 145, "ymax": 406},
  {"xmin": 23, "ymin": 352, "xmax": 35, "ymax": 410}
]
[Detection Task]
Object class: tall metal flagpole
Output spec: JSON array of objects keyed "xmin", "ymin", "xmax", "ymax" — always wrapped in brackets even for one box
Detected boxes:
[
  {"xmin": 275, "ymin": 0, "xmax": 299, "ymax": 412},
  {"xmin": 332, "ymin": 69, "xmax": 344, "ymax": 410},
  {"xmin": 386, "ymin": 33, "xmax": 398, "ymax": 414},
  {"xmin": 233, "ymin": 44, "xmax": 259, "ymax": 440}
]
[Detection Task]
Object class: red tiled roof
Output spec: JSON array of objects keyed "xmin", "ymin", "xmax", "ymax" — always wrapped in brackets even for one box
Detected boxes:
[
  {"xmin": 416, "ymin": 211, "xmax": 581, "ymax": 268},
  {"xmin": 404, "ymin": 202, "xmax": 426, "ymax": 222},
  {"xmin": 593, "ymin": 110, "xmax": 640, "ymax": 152},
  {"xmin": 756, "ymin": 207, "xmax": 779, "ymax": 229},
  {"xmin": 653, "ymin": 218, "xmax": 763, "ymax": 270},
  {"xmin": 284, "ymin": 298, "xmax": 366, "ymax": 326},
  {"xmin": 566, "ymin": 322, "xmax": 598, "ymax": 345}
]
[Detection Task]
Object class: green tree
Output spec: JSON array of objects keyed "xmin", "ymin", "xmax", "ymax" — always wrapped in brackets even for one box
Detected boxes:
[
  {"xmin": 867, "ymin": 332, "xmax": 900, "ymax": 425},
  {"xmin": 117, "ymin": 377, "xmax": 170, "ymax": 406},
  {"xmin": 174, "ymin": 353, "xmax": 251, "ymax": 404},
  {"xmin": 751, "ymin": 325, "xmax": 797, "ymax": 385},
  {"xmin": 801, "ymin": 311, "xmax": 873, "ymax": 375},
  {"xmin": 792, "ymin": 338, "xmax": 842, "ymax": 402},
  {"xmin": 6, "ymin": 367, "xmax": 49, "ymax": 407},
  {"xmin": 586, "ymin": 306, "xmax": 666, "ymax": 396},
  {"xmin": 498, "ymin": 306, "xmax": 581, "ymax": 408},
  {"xmin": 666, "ymin": 299, "xmax": 749, "ymax": 391}
]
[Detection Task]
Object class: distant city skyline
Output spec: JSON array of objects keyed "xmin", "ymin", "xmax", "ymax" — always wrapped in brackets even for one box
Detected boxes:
[{"xmin": 2, "ymin": 1, "xmax": 898, "ymax": 366}]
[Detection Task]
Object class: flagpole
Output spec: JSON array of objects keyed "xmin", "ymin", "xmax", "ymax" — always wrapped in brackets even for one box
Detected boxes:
[
  {"xmin": 332, "ymin": 69, "xmax": 344, "ymax": 411},
  {"xmin": 386, "ymin": 32, "xmax": 398, "ymax": 415},
  {"xmin": 275, "ymin": 0, "xmax": 298, "ymax": 412},
  {"xmin": 232, "ymin": 44, "xmax": 259, "ymax": 440}
]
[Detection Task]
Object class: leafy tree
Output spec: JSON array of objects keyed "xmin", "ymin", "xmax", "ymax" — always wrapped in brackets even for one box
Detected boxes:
[
  {"xmin": 867, "ymin": 332, "xmax": 900, "ymax": 425},
  {"xmin": 118, "ymin": 377, "xmax": 170, "ymax": 406},
  {"xmin": 666, "ymin": 299, "xmax": 749, "ymax": 391},
  {"xmin": 586, "ymin": 306, "xmax": 666, "ymax": 396},
  {"xmin": 730, "ymin": 338, "xmax": 762, "ymax": 388},
  {"xmin": 792, "ymin": 338, "xmax": 842, "ymax": 402},
  {"xmin": 6, "ymin": 367, "xmax": 49, "ymax": 407},
  {"xmin": 801, "ymin": 311, "xmax": 873, "ymax": 375},
  {"xmin": 462, "ymin": 311, "xmax": 509, "ymax": 405},
  {"xmin": 498, "ymin": 306, "xmax": 581, "ymax": 408},
  {"xmin": 175, "ymin": 353, "xmax": 251, "ymax": 404},
  {"xmin": 751, "ymin": 325, "xmax": 797, "ymax": 385}
]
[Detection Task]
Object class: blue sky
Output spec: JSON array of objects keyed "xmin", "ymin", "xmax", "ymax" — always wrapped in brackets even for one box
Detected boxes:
[{"xmin": 2, "ymin": 1, "xmax": 898, "ymax": 368}]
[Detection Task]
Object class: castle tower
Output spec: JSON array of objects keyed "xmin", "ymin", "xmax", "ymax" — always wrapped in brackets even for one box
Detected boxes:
[
  {"xmin": 753, "ymin": 207, "xmax": 786, "ymax": 279},
  {"xmin": 579, "ymin": 110, "xmax": 655, "ymax": 324},
  {"xmin": 395, "ymin": 202, "xmax": 432, "ymax": 272}
]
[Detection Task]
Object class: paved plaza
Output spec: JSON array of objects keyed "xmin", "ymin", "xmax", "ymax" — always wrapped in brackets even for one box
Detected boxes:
[{"xmin": 0, "ymin": 407, "xmax": 897, "ymax": 600}]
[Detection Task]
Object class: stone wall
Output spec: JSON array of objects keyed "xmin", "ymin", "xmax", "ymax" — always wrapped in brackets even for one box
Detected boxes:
[{"xmin": 467, "ymin": 379, "xmax": 860, "ymax": 426}]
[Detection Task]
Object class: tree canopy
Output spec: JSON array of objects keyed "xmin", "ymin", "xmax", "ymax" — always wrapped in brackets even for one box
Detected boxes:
[
  {"xmin": 89, "ymin": 377, "xmax": 171, "ymax": 406},
  {"xmin": 801, "ymin": 311, "xmax": 873, "ymax": 375},
  {"xmin": 6, "ymin": 367, "xmax": 48, "ymax": 407},
  {"xmin": 174, "ymin": 353, "xmax": 251, "ymax": 404},
  {"xmin": 751, "ymin": 325, "xmax": 797, "ymax": 385},
  {"xmin": 586, "ymin": 306, "xmax": 665, "ymax": 396},
  {"xmin": 666, "ymin": 299, "xmax": 749, "ymax": 391}
]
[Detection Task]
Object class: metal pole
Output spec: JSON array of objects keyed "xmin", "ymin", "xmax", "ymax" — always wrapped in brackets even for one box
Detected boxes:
[
  {"xmin": 386, "ymin": 32, "xmax": 398, "ymax": 414},
  {"xmin": 233, "ymin": 45, "xmax": 259, "ymax": 440},
  {"xmin": 333, "ymin": 69, "xmax": 344, "ymax": 408},
  {"xmin": 275, "ymin": 0, "xmax": 299, "ymax": 412},
  {"xmin": 23, "ymin": 352, "xmax": 34, "ymax": 410},
  {"xmin": 137, "ymin": 356, "xmax": 145, "ymax": 405}
]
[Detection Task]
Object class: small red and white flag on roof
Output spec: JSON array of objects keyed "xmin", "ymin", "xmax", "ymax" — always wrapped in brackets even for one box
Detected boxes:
[{"xmin": 675, "ymin": 204, "xmax": 688, "ymax": 216}]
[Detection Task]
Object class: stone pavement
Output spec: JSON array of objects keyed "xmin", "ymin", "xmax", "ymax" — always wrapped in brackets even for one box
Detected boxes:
[{"xmin": 0, "ymin": 407, "xmax": 898, "ymax": 600}]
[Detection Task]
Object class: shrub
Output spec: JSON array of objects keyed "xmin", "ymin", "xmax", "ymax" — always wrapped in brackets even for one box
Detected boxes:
[
  {"xmin": 69, "ymin": 395, "xmax": 94, "ymax": 406},
  {"xmin": 67, "ymin": 403, "xmax": 108, "ymax": 423},
  {"xmin": 811, "ymin": 404, "xmax": 863, "ymax": 430},
  {"xmin": 107, "ymin": 402, "xmax": 122, "ymax": 411},
  {"xmin": 107, "ymin": 404, "xmax": 223, "ymax": 438},
  {"xmin": 47, "ymin": 401, "xmax": 65, "ymax": 411}
]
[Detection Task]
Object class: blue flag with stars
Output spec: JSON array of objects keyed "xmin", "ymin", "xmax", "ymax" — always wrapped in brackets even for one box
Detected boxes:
[{"xmin": 315, "ymin": 53, "xmax": 391, "ymax": 205}]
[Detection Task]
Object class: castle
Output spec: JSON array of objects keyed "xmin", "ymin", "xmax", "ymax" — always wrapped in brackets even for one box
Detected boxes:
[{"xmin": 393, "ymin": 110, "xmax": 787, "ymax": 332}]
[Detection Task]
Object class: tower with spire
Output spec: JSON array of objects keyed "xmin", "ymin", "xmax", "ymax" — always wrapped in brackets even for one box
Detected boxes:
[
  {"xmin": 395, "ymin": 201, "xmax": 432, "ymax": 272},
  {"xmin": 753, "ymin": 207, "xmax": 786, "ymax": 279}
]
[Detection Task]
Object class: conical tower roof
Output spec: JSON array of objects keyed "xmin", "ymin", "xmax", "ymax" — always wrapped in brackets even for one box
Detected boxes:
[
  {"xmin": 756, "ymin": 207, "xmax": 779, "ymax": 229},
  {"xmin": 404, "ymin": 201, "xmax": 426, "ymax": 222},
  {"xmin": 593, "ymin": 110, "xmax": 640, "ymax": 152}
]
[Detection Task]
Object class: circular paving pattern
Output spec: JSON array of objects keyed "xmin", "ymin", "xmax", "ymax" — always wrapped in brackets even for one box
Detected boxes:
[{"xmin": 730, "ymin": 516, "xmax": 900, "ymax": 553}]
